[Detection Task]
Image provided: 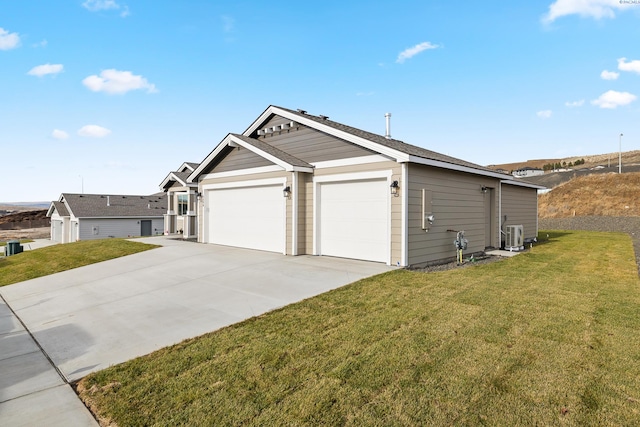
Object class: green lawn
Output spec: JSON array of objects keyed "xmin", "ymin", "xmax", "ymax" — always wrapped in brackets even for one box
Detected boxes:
[
  {"xmin": 78, "ymin": 230, "xmax": 640, "ymax": 426},
  {"xmin": 0, "ymin": 239, "xmax": 159, "ymax": 287}
]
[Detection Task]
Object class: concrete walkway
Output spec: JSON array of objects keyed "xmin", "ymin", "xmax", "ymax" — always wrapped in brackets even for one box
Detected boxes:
[
  {"xmin": 0, "ymin": 237, "xmax": 392, "ymax": 425},
  {"xmin": 21, "ymin": 239, "xmax": 58, "ymax": 251},
  {"xmin": 0, "ymin": 298, "xmax": 97, "ymax": 426}
]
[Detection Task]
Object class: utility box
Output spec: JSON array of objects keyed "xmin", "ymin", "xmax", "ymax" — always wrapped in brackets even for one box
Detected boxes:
[
  {"xmin": 505, "ymin": 225, "xmax": 524, "ymax": 251},
  {"xmin": 5, "ymin": 240, "xmax": 24, "ymax": 256}
]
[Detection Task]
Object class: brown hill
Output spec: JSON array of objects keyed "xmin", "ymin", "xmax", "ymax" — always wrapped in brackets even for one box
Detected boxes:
[
  {"xmin": 538, "ymin": 172, "xmax": 640, "ymax": 218},
  {"xmin": 0, "ymin": 209, "xmax": 50, "ymax": 230},
  {"xmin": 489, "ymin": 150, "xmax": 640, "ymax": 173}
]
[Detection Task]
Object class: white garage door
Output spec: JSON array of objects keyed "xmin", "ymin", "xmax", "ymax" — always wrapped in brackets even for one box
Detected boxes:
[
  {"xmin": 319, "ymin": 179, "xmax": 389, "ymax": 263},
  {"xmin": 52, "ymin": 220, "xmax": 62, "ymax": 243},
  {"xmin": 207, "ymin": 184, "xmax": 285, "ymax": 253}
]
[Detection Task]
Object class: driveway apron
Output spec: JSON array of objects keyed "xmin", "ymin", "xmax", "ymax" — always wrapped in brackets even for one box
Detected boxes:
[{"xmin": 1, "ymin": 236, "xmax": 391, "ymax": 424}]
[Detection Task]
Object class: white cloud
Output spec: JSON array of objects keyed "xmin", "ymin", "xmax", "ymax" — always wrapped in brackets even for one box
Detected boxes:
[
  {"xmin": 52, "ymin": 129, "xmax": 69, "ymax": 140},
  {"xmin": 565, "ymin": 100, "xmax": 585, "ymax": 107},
  {"xmin": 591, "ymin": 90, "xmax": 637, "ymax": 109},
  {"xmin": 537, "ymin": 110, "xmax": 553, "ymax": 119},
  {"xmin": 600, "ymin": 70, "xmax": 619, "ymax": 80},
  {"xmin": 82, "ymin": 0, "xmax": 129, "ymax": 16},
  {"xmin": 82, "ymin": 0, "xmax": 119, "ymax": 11},
  {"xmin": 542, "ymin": 0, "xmax": 632, "ymax": 23},
  {"xmin": 27, "ymin": 63, "xmax": 64, "ymax": 77},
  {"xmin": 82, "ymin": 69, "xmax": 157, "ymax": 94},
  {"xmin": 0, "ymin": 27, "xmax": 20, "ymax": 50},
  {"xmin": 33, "ymin": 39, "xmax": 48, "ymax": 48},
  {"xmin": 396, "ymin": 42, "xmax": 439, "ymax": 64},
  {"xmin": 78, "ymin": 125, "xmax": 111, "ymax": 138},
  {"xmin": 618, "ymin": 57, "xmax": 640, "ymax": 74}
]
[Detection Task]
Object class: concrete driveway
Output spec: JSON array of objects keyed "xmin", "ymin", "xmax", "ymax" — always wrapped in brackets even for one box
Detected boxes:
[{"xmin": 1, "ymin": 237, "xmax": 392, "ymax": 385}]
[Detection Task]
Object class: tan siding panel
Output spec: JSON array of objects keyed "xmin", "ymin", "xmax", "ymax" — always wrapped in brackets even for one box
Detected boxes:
[
  {"xmin": 211, "ymin": 145, "xmax": 273, "ymax": 173},
  {"xmin": 407, "ymin": 164, "xmax": 502, "ymax": 266},
  {"xmin": 200, "ymin": 170, "xmax": 289, "ymax": 187},
  {"xmin": 501, "ymin": 184, "xmax": 538, "ymax": 240},
  {"xmin": 255, "ymin": 119, "xmax": 375, "ymax": 163}
]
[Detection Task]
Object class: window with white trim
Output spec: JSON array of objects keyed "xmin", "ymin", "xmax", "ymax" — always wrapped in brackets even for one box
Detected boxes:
[{"xmin": 177, "ymin": 194, "xmax": 188, "ymax": 215}]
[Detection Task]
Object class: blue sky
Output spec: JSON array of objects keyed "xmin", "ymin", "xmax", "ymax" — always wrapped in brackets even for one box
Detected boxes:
[{"xmin": 1, "ymin": 0, "xmax": 639, "ymax": 202}]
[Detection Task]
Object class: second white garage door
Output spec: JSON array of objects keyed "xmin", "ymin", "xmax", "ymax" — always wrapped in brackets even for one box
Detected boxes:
[
  {"xmin": 318, "ymin": 179, "xmax": 389, "ymax": 263},
  {"xmin": 207, "ymin": 184, "xmax": 285, "ymax": 253}
]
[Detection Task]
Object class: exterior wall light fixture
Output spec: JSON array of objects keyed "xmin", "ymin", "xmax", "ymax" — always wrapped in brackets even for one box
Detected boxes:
[
  {"xmin": 283, "ymin": 186, "xmax": 291, "ymax": 198},
  {"xmin": 390, "ymin": 180, "xmax": 399, "ymax": 196}
]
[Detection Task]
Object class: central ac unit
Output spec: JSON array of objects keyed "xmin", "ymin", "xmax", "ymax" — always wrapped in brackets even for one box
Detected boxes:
[{"xmin": 505, "ymin": 225, "xmax": 524, "ymax": 251}]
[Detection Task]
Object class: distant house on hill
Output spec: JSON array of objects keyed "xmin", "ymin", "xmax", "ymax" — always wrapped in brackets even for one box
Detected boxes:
[
  {"xmin": 513, "ymin": 167, "xmax": 544, "ymax": 178},
  {"xmin": 47, "ymin": 193, "xmax": 165, "ymax": 243}
]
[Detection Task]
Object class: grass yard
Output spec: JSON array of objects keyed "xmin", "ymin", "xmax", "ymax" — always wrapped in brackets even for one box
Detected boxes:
[
  {"xmin": 0, "ymin": 239, "xmax": 158, "ymax": 287},
  {"xmin": 78, "ymin": 231, "xmax": 640, "ymax": 426}
]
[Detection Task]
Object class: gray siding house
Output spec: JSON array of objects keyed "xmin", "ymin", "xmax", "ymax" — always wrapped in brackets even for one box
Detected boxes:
[
  {"xmin": 47, "ymin": 193, "xmax": 165, "ymax": 243},
  {"xmin": 160, "ymin": 162, "xmax": 200, "ymax": 238},
  {"xmin": 188, "ymin": 105, "xmax": 543, "ymax": 267}
]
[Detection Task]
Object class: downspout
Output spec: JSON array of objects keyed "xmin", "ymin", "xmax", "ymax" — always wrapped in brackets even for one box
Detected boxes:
[
  {"xmin": 498, "ymin": 182, "xmax": 503, "ymax": 246},
  {"xmin": 292, "ymin": 171, "xmax": 298, "ymax": 256},
  {"xmin": 401, "ymin": 162, "xmax": 408, "ymax": 267}
]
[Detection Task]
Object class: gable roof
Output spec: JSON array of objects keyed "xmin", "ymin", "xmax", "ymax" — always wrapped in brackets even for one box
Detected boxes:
[
  {"xmin": 243, "ymin": 105, "xmax": 511, "ymax": 180},
  {"xmin": 189, "ymin": 133, "xmax": 314, "ymax": 182},
  {"xmin": 230, "ymin": 134, "xmax": 313, "ymax": 169},
  {"xmin": 160, "ymin": 171, "xmax": 196, "ymax": 190},
  {"xmin": 46, "ymin": 201, "xmax": 69, "ymax": 217},
  {"xmin": 58, "ymin": 193, "xmax": 166, "ymax": 218},
  {"xmin": 160, "ymin": 162, "xmax": 200, "ymax": 190},
  {"xmin": 190, "ymin": 105, "xmax": 512, "ymax": 183}
]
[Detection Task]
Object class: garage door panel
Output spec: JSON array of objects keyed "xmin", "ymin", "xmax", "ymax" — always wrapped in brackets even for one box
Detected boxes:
[
  {"xmin": 207, "ymin": 185, "xmax": 284, "ymax": 253},
  {"xmin": 319, "ymin": 179, "xmax": 389, "ymax": 263}
]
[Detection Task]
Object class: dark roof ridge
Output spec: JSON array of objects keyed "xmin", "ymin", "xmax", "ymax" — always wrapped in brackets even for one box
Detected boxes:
[{"xmin": 270, "ymin": 105, "xmax": 507, "ymax": 176}]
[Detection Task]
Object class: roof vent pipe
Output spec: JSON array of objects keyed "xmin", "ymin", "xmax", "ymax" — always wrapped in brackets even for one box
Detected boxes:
[
  {"xmin": 385, "ymin": 113, "xmax": 392, "ymax": 139},
  {"xmin": 107, "ymin": 196, "xmax": 110, "ymax": 206}
]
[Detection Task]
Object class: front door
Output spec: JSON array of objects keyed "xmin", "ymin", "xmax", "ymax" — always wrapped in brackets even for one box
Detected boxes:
[{"xmin": 141, "ymin": 220, "xmax": 152, "ymax": 236}]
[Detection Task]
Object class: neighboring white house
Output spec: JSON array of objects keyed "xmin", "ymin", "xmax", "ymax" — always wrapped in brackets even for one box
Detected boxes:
[
  {"xmin": 187, "ymin": 105, "xmax": 544, "ymax": 267},
  {"xmin": 512, "ymin": 167, "xmax": 544, "ymax": 178},
  {"xmin": 47, "ymin": 193, "xmax": 166, "ymax": 243},
  {"xmin": 159, "ymin": 162, "xmax": 199, "ymax": 239}
]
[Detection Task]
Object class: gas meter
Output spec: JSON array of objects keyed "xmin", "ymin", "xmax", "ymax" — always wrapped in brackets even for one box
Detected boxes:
[{"xmin": 454, "ymin": 230, "xmax": 468, "ymax": 251}]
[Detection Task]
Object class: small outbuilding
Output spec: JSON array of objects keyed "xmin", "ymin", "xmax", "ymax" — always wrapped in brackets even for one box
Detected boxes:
[
  {"xmin": 188, "ymin": 105, "xmax": 543, "ymax": 267},
  {"xmin": 47, "ymin": 193, "xmax": 166, "ymax": 243}
]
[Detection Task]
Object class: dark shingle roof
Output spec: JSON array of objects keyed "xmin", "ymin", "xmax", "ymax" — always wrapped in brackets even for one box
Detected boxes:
[
  {"xmin": 231, "ymin": 133, "xmax": 313, "ymax": 169},
  {"xmin": 172, "ymin": 171, "xmax": 191, "ymax": 184},
  {"xmin": 51, "ymin": 201, "xmax": 69, "ymax": 216},
  {"xmin": 61, "ymin": 193, "xmax": 166, "ymax": 218},
  {"xmin": 274, "ymin": 106, "xmax": 505, "ymax": 176},
  {"xmin": 185, "ymin": 162, "xmax": 200, "ymax": 170}
]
